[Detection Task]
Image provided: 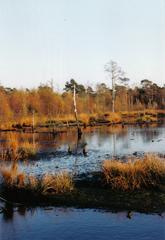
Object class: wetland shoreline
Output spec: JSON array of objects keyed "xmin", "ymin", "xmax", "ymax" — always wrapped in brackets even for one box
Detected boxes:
[
  {"xmin": 1, "ymin": 184, "xmax": 165, "ymax": 214},
  {"xmin": 0, "ymin": 123, "xmax": 164, "ymax": 215},
  {"xmin": 1, "ymin": 110, "xmax": 164, "ymax": 133},
  {"xmin": 1, "ymin": 155, "xmax": 165, "ymax": 214}
]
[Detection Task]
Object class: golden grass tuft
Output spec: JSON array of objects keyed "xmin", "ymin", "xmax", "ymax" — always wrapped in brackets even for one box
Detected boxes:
[
  {"xmin": 102, "ymin": 154, "xmax": 165, "ymax": 191},
  {"xmin": 0, "ymin": 133, "xmax": 38, "ymax": 161},
  {"xmin": 136, "ymin": 115, "xmax": 157, "ymax": 123},
  {"xmin": 0, "ymin": 162, "xmax": 25, "ymax": 187},
  {"xmin": 0, "ymin": 163, "xmax": 74, "ymax": 194},
  {"xmin": 40, "ymin": 171, "xmax": 74, "ymax": 194},
  {"xmin": 105, "ymin": 112, "xmax": 122, "ymax": 123},
  {"xmin": 18, "ymin": 139, "xmax": 38, "ymax": 158},
  {"xmin": 79, "ymin": 113, "xmax": 90, "ymax": 125}
]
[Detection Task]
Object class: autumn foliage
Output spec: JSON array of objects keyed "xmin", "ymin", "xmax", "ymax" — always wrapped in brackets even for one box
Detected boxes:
[{"xmin": 0, "ymin": 79, "xmax": 164, "ymax": 127}]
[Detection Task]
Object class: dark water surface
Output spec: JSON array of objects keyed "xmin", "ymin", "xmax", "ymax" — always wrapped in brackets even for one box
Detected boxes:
[{"xmin": 0, "ymin": 207, "xmax": 164, "ymax": 240}]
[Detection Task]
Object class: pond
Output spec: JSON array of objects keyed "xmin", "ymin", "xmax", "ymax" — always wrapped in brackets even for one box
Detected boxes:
[
  {"xmin": 19, "ymin": 124, "xmax": 165, "ymax": 175},
  {"xmin": 0, "ymin": 124, "xmax": 164, "ymax": 240},
  {"xmin": 0, "ymin": 207, "xmax": 164, "ymax": 240},
  {"xmin": 0, "ymin": 124, "xmax": 164, "ymax": 175}
]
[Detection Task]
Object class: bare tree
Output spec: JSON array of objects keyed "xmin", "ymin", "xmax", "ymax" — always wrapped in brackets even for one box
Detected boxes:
[{"xmin": 105, "ymin": 60, "xmax": 126, "ymax": 112}]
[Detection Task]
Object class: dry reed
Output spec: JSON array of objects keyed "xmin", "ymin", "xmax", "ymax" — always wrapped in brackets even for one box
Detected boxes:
[
  {"xmin": 0, "ymin": 163, "xmax": 74, "ymax": 194},
  {"xmin": 102, "ymin": 154, "xmax": 165, "ymax": 191},
  {"xmin": 0, "ymin": 133, "xmax": 38, "ymax": 161}
]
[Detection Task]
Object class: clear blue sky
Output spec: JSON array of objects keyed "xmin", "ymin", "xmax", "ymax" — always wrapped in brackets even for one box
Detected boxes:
[{"xmin": 0, "ymin": 0, "xmax": 164, "ymax": 90}]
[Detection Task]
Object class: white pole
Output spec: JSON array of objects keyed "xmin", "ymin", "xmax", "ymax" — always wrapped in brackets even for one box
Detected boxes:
[
  {"xmin": 73, "ymin": 84, "xmax": 79, "ymax": 128},
  {"xmin": 32, "ymin": 110, "xmax": 35, "ymax": 130}
]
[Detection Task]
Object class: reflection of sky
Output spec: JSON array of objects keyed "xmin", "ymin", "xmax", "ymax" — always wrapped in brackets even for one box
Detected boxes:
[
  {"xmin": 0, "ymin": 208, "xmax": 164, "ymax": 240},
  {"xmin": 83, "ymin": 125, "xmax": 165, "ymax": 155},
  {"xmin": 20, "ymin": 125, "xmax": 165, "ymax": 175}
]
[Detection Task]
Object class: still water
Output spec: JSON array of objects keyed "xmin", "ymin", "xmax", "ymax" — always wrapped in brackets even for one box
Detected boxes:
[
  {"xmin": 0, "ymin": 207, "xmax": 164, "ymax": 240},
  {"xmin": 0, "ymin": 124, "xmax": 165, "ymax": 240},
  {"xmin": 17, "ymin": 124, "xmax": 165, "ymax": 175},
  {"xmin": 0, "ymin": 124, "xmax": 164, "ymax": 175}
]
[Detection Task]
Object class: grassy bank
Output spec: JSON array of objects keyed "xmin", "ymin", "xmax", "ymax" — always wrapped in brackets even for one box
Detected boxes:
[
  {"xmin": 1, "ymin": 110, "xmax": 165, "ymax": 132},
  {"xmin": 0, "ymin": 155, "xmax": 165, "ymax": 212},
  {"xmin": 102, "ymin": 154, "xmax": 165, "ymax": 191}
]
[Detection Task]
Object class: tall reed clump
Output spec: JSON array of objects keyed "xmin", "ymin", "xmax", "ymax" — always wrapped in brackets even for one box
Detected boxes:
[
  {"xmin": 0, "ymin": 163, "xmax": 74, "ymax": 195},
  {"xmin": 38, "ymin": 172, "xmax": 74, "ymax": 194},
  {"xmin": 102, "ymin": 154, "xmax": 165, "ymax": 191},
  {"xmin": 0, "ymin": 133, "xmax": 38, "ymax": 161},
  {"xmin": 0, "ymin": 162, "xmax": 25, "ymax": 188},
  {"xmin": 18, "ymin": 140, "xmax": 38, "ymax": 159}
]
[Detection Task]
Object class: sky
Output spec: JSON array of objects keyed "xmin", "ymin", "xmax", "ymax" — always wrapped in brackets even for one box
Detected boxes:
[{"xmin": 0, "ymin": 0, "xmax": 164, "ymax": 90}]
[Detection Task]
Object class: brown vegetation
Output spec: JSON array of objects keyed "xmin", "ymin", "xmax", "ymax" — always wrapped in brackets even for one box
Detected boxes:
[
  {"xmin": 102, "ymin": 154, "xmax": 165, "ymax": 191},
  {"xmin": 0, "ymin": 155, "xmax": 164, "ymax": 212},
  {"xmin": 0, "ymin": 79, "xmax": 164, "ymax": 129},
  {"xmin": 1, "ymin": 155, "xmax": 164, "ymax": 196},
  {"xmin": 0, "ymin": 133, "xmax": 38, "ymax": 161},
  {"xmin": 0, "ymin": 163, "xmax": 74, "ymax": 194}
]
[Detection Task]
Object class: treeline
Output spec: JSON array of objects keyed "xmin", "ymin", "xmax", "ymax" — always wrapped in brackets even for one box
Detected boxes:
[{"xmin": 0, "ymin": 78, "xmax": 164, "ymax": 124}]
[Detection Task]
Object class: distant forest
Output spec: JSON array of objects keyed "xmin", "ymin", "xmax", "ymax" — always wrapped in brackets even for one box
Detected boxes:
[{"xmin": 0, "ymin": 78, "xmax": 164, "ymax": 123}]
